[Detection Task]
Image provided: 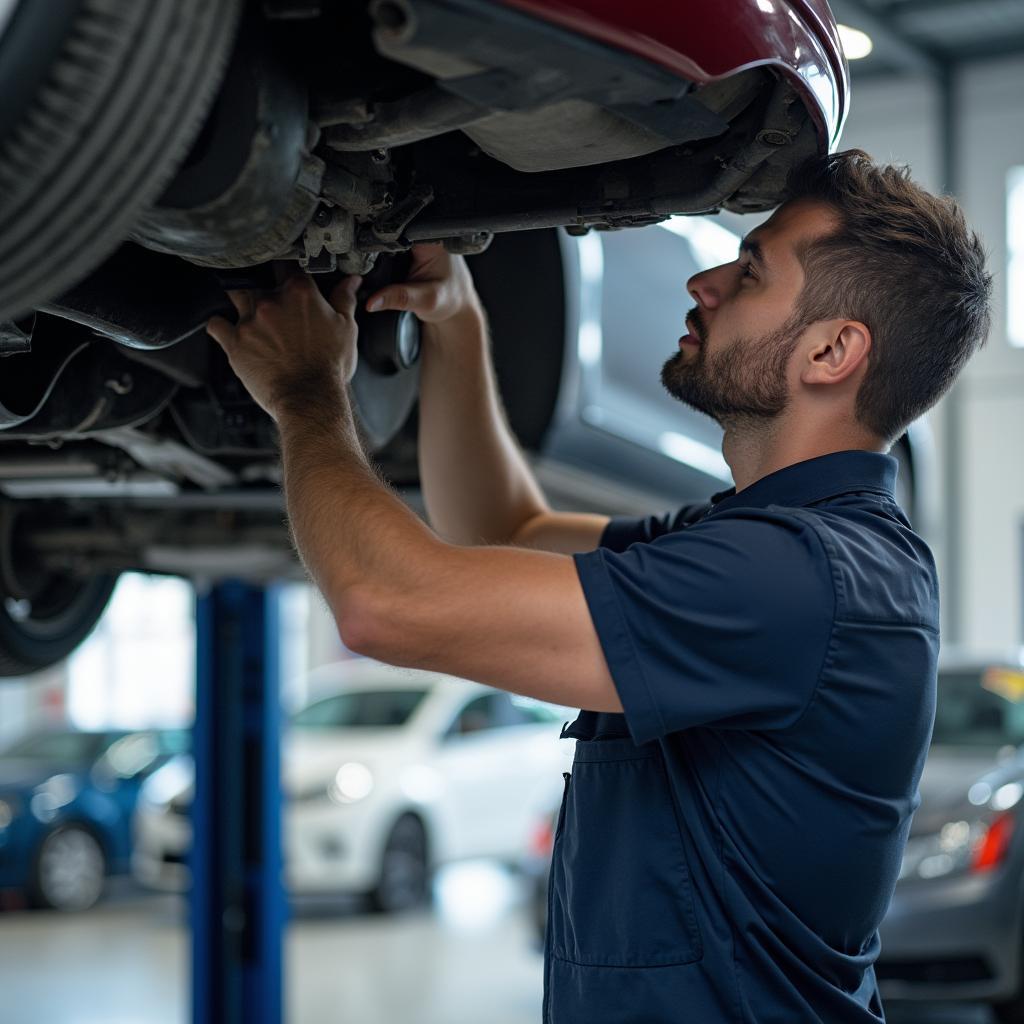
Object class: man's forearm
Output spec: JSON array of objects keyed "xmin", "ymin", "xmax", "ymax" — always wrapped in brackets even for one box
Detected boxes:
[
  {"xmin": 276, "ymin": 388, "xmax": 440, "ymax": 629},
  {"xmin": 417, "ymin": 305, "xmax": 549, "ymax": 545}
]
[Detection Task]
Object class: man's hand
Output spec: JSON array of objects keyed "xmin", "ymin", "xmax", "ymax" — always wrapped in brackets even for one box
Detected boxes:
[
  {"xmin": 206, "ymin": 273, "xmax": 363, "ymax": 421},
  {"xmin": 365, "ymin": 242, "xmax": 480, "ymax": 325}
]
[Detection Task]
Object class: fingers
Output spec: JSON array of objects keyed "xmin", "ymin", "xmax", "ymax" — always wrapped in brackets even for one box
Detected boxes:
[
  {"xmin": 206, "ymin": 315, "xmax": 237, "ymax": 349},
  {"xmin": 365, "ymin": 282, "xmax": 433, "ymax": 314},
  {"xmin": 224, "ymin": 289, "xmax": 255, "ymax": 319},
  {"xmin": 328, "ymin": 274, "xmax": 363, "ymax": 318}
]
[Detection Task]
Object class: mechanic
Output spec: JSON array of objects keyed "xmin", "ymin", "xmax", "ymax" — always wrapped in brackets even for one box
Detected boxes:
[{"xmin": 206, "ymin": 149, "xmax": 991, "ymax": 1024}]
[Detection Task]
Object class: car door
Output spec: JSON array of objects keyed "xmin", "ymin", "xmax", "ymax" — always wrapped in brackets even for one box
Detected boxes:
[{"xmin": 434, "ymin": 692, "xmax": 567, "ymax": 861}]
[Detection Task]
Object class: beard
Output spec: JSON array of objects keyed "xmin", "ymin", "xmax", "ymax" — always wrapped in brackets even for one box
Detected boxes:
[{"xmin": 660, "ymin": 314, "xmax": 800, "ymax": 425}]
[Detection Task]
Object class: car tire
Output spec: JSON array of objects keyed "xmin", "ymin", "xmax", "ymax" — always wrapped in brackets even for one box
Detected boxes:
[
  {"xmin": 0, "ymin": 572, "xmax": 118, "ymax": 677},
  {"xmin": 0, "ymin": 0, "xmax": 242, "ymax": 320},
  {"xmin": 29, "ymin": 824, "xmax": 107, "ymax": 912},
  {"xmin": 367, "ymin": 814, "xmax": 431, "ymax": 914},
  {"xmin": 993, "ymin": 941, "xmax": 1024, "ymax": 1024},
  {"xmin": 993, "ymin": 992, "xmax": 1024, "ymax": 1024}
]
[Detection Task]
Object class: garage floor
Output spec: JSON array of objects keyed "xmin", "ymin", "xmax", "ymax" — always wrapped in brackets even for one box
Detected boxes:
[{"xmin": 0, "ymin": 864, "xmax": 994, "ymax": 1024}]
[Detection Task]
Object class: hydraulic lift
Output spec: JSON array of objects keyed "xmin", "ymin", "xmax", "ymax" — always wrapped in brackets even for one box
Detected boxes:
[{"xmin": 190, "ymin": 580, "xmax": 286, "ymax": 1024}]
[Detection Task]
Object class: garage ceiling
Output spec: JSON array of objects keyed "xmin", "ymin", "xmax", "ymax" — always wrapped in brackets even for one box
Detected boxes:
[{"xmin": 830, "ymin": 0, "xmax": 1024, "ymax": 77}]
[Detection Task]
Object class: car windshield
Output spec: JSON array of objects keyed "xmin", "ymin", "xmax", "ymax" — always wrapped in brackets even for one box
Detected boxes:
[
  {"xmin": 1, "ymin": 731, "xmax": 106, "ymax": 762},
  {"xmin": 292, "ymin": 689, "xmax": 428, "ymax": 730},
  {"xmin": 932, "ymin": 668, "xmax": 1024, "ymax": 748}
]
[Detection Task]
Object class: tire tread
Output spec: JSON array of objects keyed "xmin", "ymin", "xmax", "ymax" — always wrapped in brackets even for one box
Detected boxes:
[{"xmin": 0, "ymin": 0, "xmax": 242, "ymax": 319}]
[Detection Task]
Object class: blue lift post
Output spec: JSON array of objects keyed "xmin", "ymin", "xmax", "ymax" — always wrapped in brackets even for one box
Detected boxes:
[{"xmin": 190, "ymin": 580, "xmax": 286, "ymax": 1024}]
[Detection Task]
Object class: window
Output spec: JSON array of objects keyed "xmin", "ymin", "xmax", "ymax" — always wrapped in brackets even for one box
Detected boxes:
[
  {"xmin": 932, "ymin": 667, "xmax": 1024, "ymax": 747},
  {"xmin": 291, "ymin": 689, "xmax": 428, "ymax": 730},
  {"xmin": 1008, "ymin": 166, "xmax": 1024, "ymax": 348},
  {"xmin": 448, "ymin": 692, "xmax": 564, "ymax": 736},
  {"xmin": 451, "ymin": 694, "xmax": 507, "ymax": 736},
  {"xmin": 1, "ymin": 730, "xmax": 105, "ymax": 762}
]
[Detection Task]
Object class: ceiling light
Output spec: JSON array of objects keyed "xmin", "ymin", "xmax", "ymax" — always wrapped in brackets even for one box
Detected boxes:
[{"xmin": 837, "ymin": 24, "xmax": 873, "ymax": 60}]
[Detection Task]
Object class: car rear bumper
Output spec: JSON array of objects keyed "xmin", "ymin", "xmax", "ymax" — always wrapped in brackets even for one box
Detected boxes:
[{"xmin": 876, "ymin": 870, "xmax": 1022, "ymax": 1003}]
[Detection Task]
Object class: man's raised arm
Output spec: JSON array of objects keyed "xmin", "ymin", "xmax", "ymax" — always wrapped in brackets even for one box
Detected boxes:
[{"xmin": 365, "ymin": 244, "xmax": 610, "ymax": 554}]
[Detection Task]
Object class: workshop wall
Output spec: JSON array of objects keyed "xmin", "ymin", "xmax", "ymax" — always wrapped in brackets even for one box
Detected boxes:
[
  {"xmin": 956, "ymin": 55, "xmax": 1024, "ymax": 654},
  {"xmin": 840, "ymin": 58, "xmax": 1024, "ymax": 655}
]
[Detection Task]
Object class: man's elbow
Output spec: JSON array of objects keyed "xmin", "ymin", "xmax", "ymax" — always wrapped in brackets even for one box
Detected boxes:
[
  {"xmin": 333, "ymin": 585, "xmax": 421, "ymax": 665},
  {"xmin": 333, "ymin": 585, "xmax": 382, "ymax": 658}
]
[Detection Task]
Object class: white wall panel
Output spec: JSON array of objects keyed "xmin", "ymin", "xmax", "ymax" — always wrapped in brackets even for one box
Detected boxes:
[{"xmin": 811, "ymin": 61, "xmax": 1024, "ymax": 652}]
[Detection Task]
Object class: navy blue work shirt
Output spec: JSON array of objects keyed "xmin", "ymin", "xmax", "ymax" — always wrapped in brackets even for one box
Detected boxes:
[{"xmin": 543, "ymin": 450, "xmax": 939, "ymax": 1024}]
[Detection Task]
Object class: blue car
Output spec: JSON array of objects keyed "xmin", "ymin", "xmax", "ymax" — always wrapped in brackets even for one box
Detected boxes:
[{"xmin": 0, "ymin": 727, "xmax": 189, "ymax": 911}]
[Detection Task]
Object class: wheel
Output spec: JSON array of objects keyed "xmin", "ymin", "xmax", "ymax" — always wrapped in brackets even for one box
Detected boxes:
[
  {"xmin": 368, "ymin": 814, "xmax": 431, "ymax": 914},
  {"xmin": 993, "ymin": 940, "xmax": 1024, "ymax": 1024},
  {"xmin": 0, "ymin": 0, "xmax": 242, "ymax": 319},
  {"xmin": 0, "ymin": 505, "xmax": 118, "ymax": 676},
  {"xmin": 0, "ymin": 571, "xmax": 118, "ymax": 677},
  {"xmin": 30, "ymin": 824, "xmax": 107, "ymax": 911},
  {"xmin": 994, "ymin": 992, "xmax": 1024, "ymax": 1024}
]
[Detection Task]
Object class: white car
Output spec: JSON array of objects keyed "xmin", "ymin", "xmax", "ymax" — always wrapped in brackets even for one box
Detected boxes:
[{"xmin": 133, "ymin": 660, "xmax": 573, "ymax": 911}]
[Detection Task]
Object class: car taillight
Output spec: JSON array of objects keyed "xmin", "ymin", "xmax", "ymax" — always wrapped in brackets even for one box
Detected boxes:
[
  {"xmin": 970, "ymin": 812, "xmax": 1015, "ymax": 872},
  {"xmin": 529, "ymin": 819, "xmax": 554, "ymax": 858}
]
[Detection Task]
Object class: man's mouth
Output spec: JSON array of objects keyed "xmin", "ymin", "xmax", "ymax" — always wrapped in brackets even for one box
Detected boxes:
[
  {"xmin": 679, "ymin": 312, "xmax": 703, "ymax": 348},
  {"xmin": 686, "ymin": 311, "xmax": 705, "ymax": 341}
]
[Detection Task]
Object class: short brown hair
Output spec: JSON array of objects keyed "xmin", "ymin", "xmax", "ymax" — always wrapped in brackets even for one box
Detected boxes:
[{"xmin": 785, "ymin": 149, "xmax": 991, "ymax": 443}]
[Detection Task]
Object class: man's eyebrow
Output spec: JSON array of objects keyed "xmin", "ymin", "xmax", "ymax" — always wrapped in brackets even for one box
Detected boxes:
[{"xmin": 739, "ymin": 236, "xmax": 767, "ymax": 267}]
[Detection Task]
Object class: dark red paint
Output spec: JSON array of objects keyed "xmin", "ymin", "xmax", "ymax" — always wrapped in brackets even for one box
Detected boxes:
[{"xmin": 494, "ymin": 0, "xmax": 849, "ymax": 148}]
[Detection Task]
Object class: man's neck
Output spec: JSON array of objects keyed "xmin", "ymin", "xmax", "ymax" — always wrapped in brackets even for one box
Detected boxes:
[{"xmin": 721, "ymin": 414, "xmax": 887, "ymax": 493}]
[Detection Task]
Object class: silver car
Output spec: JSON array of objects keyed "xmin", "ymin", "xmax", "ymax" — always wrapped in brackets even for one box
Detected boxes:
[{"xmin": 877, "ymin": 658, "xmax": 1024, "ymax": 1023}]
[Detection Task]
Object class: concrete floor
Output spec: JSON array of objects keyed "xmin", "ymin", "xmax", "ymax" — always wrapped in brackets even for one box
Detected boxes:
[{"xmin": 0, "ymin": 864, "xmax": 995, "ymax": 1024}]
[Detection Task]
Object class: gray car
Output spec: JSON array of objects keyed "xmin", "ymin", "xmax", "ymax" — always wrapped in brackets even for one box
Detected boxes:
[{"xmin": 876, "ymin": 658, "xmax": 1024, "ymax": 1023}]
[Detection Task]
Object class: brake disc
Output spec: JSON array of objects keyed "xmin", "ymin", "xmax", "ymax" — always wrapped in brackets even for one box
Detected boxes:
[{"xmin": 350, "ymin": 253, "xmax": 420, "ymax": 451}]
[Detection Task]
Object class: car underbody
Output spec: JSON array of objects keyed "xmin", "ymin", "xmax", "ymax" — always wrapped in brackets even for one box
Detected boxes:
[{"xmin": 0, "ymin": 0, "xmax": 840, "ymax": 673}]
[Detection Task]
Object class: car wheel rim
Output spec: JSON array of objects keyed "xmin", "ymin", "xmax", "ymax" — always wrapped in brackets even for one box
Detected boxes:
[{"xmin": 39, "ymin": 828, "xmax": 104, "ymax": 910}]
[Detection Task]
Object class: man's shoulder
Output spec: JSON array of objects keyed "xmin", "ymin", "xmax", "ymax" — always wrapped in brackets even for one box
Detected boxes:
[{"xmin": 773, "ymin": 498, "xmax": 939, "ymax": 631}]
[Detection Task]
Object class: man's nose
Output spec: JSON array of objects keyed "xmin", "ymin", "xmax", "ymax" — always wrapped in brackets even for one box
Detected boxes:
[{"xmin": 686, "ymin": 266, "xmax": 723, "ymax": 310}]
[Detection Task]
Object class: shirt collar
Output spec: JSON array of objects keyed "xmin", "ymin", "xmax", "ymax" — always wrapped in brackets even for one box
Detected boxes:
[{"xmin": 707, "ymin": 450, "xmax": 899, "ymax": 515}]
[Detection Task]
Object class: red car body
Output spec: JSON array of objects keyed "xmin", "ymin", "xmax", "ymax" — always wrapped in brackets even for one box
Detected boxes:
[{"xmin": 501, "ymin": 0, "xmax": 848, "ymax": 148}]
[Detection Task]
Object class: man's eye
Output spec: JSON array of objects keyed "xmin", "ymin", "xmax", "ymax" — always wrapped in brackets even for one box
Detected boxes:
[{"xmin": 740, "ymin": 263, "xmax": 757, "ymax": 280}]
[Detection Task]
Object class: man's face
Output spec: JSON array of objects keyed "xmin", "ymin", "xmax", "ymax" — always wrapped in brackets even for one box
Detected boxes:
[{"xmin": 661, "ymin": 200, "xmax": 840, "ymax": 425}]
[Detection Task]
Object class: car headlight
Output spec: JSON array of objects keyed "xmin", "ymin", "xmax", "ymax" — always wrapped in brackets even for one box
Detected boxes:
[
  {"xmin": 899, "ymin": 811, "xmax": 1016, "ymax": 882},
  {"xmin": 30, "ymin": 774, "xmax": 79, "ymax": 823},
  {"xmin": 327, "ymin": 762, "xmax": 374, "ymax": 805},
  {"xmin": 139, "ymin": 757, "xmax": 194, "ymax": 812},
  {"xmin": 0, "ymin": 797, "xmax": 16, "ymax": 830}
]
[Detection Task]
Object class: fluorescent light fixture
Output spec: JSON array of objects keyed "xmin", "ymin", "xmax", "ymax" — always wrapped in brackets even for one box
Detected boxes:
[
  {"xmin": 658, "ymin": 431, "xmax": 731, "ymax": 481},
  {"xmin": 657, "ymin": 216, "xmax": 741, "ymax": 270},
  {"xmin": 575, "ymin": 232, "xmax": 605, "ymax": 368},
  {"xmin": 837, "ymin": 24, "xmax": 873, "ymax": 60},
  {"xmin": 1008, "ymin": 167, "xmax": 1024, "ymax": 347}
]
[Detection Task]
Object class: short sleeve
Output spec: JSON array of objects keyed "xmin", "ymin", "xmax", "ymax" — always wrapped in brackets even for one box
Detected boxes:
[
  {"xmin": 600, "ymin": 503, "xmax": 713, "ymax": 553},
  {"xmin": 574, "ymin": 510, "xmax": 835, "ymax": 744}
]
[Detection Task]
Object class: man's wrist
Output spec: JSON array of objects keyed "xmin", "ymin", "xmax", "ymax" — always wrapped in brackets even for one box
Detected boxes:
[
  {"xmin": 274, "ymin": 376, "xmax": 351, "ymax": 430},
  {"xmin": 425, "ymin": 302, "xmax": 487, "ymax": 350}
]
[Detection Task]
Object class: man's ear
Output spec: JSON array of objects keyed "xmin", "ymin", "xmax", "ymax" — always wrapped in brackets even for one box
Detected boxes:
[{"xmin": 801, "ymin": 320, "xmax": 872, "ymax": 386}]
